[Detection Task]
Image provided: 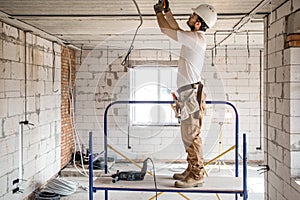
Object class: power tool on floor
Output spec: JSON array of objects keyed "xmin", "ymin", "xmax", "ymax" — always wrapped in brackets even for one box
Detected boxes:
[{"xmin": 111, "ymin": 158, "xmax": 149, "ymax": 183}]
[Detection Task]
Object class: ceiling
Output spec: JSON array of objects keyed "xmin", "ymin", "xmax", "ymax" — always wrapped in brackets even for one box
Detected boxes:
[{"xmin": 0, "ymin": 0, "xmax": 286, "ymax": 50}]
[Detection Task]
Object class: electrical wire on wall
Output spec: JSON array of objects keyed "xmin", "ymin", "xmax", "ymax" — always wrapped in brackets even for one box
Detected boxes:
[
  {"xmin": 67, "ymin": 47, "xmax": 89, "ymax": 177},
  {"xmin": 52, "ymin": 42, "xmax": 59, "ymax": 93},
  {"xmin": 121, "ymin": 0, "xmax": 143, "ymax": 68}
]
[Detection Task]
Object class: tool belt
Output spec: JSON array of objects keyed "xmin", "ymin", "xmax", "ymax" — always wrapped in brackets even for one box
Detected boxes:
[
  {"xmin": 177, "ymin": 82, "xmax": 199, "ymax": 93},
  {"xmin": 177, "ymin": 82, "xmax": 203, "ymax": 106},
  {"xmin": 174, "ymin": 82, "xmax": 204, "ymax": 121}
]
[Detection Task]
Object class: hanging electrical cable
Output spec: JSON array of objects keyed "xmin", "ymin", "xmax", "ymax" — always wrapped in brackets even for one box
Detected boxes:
[
  {"xmin": 57, "ymin": 40, "xmax": 89, "ymax": 177},
  {"xmin": 80, "ymin": 44, "xmax": 83, "ymax": 66},
  {"xmin": 246, "ymin": 30, "xmax": 250, "ymax": 57},
  {"xmin": 65, "ymin": 46, "xmax": 89, "ymax": 177},
  {"xmin": 121, "ymin": 0, "xmax": 143, "ymax": 68},
  {"xmin": 52, "ymin": 42, "xmax": 59, "ymax": 93}
]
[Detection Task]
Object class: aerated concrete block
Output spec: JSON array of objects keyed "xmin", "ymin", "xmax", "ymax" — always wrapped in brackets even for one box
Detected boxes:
[
  {"xmin": 268, "ymin": 51, "xmax": 283, "ymax": 68},
  {"xmin": 43, "ymin": 51, "xmax": 53, "ymax": 68},
  {"xmin": 294, "ymin": 0, "xmax": 300, "ymax": 11},
  {"xmin": 3, "ymin": 23, "xmax": 18, "ymax": 40},
  {"xmin": 290, "ymin": 48, "xmax": 300, "ymax": 65},
  {"xmin": 290, "ymin": 116, "xmax": 300, "ymax": 133},
  {"xmin": 291, "ymin": 100, "xmax": 300, "ymax": 116},
  {"xmin": 277, "ymin": 0, "xmax": 292, "ymax": 20},
  {"xmin": 275, "ymin": 34, "xmax": 285, "ymax": 52},
  {"xmin": 283, "ymin": 182, "xmax": 300, "ymax": 200},
  {"xmin": 269, "ymin": 82, "xmax": 283, "ymax": 98},
  {"xmin": 276, "ymin": 66, "xmax": 290, "ymax": 82},
  {"xmin": 0, "ymin": 38, "xmax": 3, "ymax": 59},
  {"xmin": 290, "ymin": 83, "xmax": 300, "ymax": 99},
  {"xmin": 0, "ymin": 99, "xmax": 7, "ymax": 118},
  {"xmin": 11, "ymin": 62, "xmax": 24, "ymax": 80},
  {"xmin": 269, "ymin": 112, "xmax": 283, "ymax": 130},
  {"xmin": 2, "ymin": 41, "xmax": 15, "ymax": 62},
  {"xmin": 269, "ymin": 18, "xmax": 286, "ymax": 39},
  {"xmin": 8, "ymin": 98, "xmax": 24, "ymax": 117},
  {"xmin": 276, "ymin": 98, "xmax": 290, "ymax": 116},
  {"xmin": 4, "ymin": 80, "xmax": 20, "ymax": 92}
]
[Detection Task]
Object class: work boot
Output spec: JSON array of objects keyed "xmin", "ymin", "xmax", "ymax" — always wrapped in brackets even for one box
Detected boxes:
[
  {"xmin": 174, "ymin": 168, "xmax": 204, "ymax": 188},
  {"xmin": 173, "ymin": 168, "xmax": 190, "ymax": 180}
]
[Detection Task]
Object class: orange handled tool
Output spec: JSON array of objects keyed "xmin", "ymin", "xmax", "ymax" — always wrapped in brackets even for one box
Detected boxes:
[{"xmin": 158, "ymin": 0, "xmax": 167, "ymax": 8}]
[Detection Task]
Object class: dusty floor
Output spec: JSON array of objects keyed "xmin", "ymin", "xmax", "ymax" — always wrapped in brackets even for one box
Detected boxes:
[{"xmin": 58, "ymin": 162, "xmax": 264, "ymax": 200}]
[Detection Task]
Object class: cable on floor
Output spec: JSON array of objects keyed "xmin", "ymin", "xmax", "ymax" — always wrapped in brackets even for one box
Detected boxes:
[{"xmin": 40, "ymin": 177, "xmax": 78, "ymax": 196}]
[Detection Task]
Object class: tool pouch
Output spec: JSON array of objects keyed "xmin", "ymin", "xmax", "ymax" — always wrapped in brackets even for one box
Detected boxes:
[
  {"xmin": 196, "ymin": 82, "xmax": 204, "ymax": 106},
  {"xmin": 178, "ymin": 88, "xmax": 200, "ymax": 121}
]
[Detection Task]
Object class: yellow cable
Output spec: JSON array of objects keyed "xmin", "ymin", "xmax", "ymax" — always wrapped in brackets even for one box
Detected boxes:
[
  {"xmin": 205, "ymin": 145, "xmax": 236, "ymax": 166},
  {"xmin": 177, "ymin": 192, "xmax": 190, "ymax": 199},
  {"xmin": 148, "ymin": 192, "xmax": 164, "ymax": 200}
]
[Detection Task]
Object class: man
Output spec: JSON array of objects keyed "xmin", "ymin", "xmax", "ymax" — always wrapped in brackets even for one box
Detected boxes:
[{"xmin": 153, "ymin": 1, "xmax": 217, "ymax": 188}]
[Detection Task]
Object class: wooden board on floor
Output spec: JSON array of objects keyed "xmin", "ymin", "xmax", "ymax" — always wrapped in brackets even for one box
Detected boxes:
[{"xmin": 93, "ymin": 175, "xmax": 244, "ymax": 193}]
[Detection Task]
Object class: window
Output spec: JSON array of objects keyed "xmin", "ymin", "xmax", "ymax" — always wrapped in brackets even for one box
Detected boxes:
[{"xmin": 130, "ymin": 66, "xmax": 178, "ymax": 126}]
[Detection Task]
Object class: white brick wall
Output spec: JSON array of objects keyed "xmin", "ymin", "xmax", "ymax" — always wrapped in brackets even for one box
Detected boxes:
[
  {"xmin": 75, "ymin": 36, "xmax": 264, "ymax": 162},
  {"xmin": 0, "ymin": 22, "xmax": 62, "ymax": 199},
  {"xmin": 264, "ymin": 1, "xmax": 300, "ymax": 199}
]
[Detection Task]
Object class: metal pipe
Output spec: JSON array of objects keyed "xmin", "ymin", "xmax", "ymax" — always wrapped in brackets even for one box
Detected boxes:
[
  {"xmin": 256, "ymin": 49, "xmax": 263, "ymax": 150},
  {"xmin": 103, "ymin": 101, "xmax": 174, "ymax": 174},
  {"xmin": 24, "ymin": 32, "xmax": 28, "ymax": 121},
  {"xmin": 243, "ymin": 133, "xmax": 248, "ymax": 200},
  {"xmin": 0, "ymin": 11, "xmax": 80, "ymax": 51},
  {"xmin": 211, "ymin": 0, "xmax": 271, "ymax": 50},
  {"xmin": 10, "ymin": 13, "xmax": 269, "ymax": 18},
  {"xmin": 89, "ymin": 131, "xmax": 94, "ymax": 200},
  {"xmin": 100, "ymin": 100, "xmax": 240, "ymax": 200},
  {"xmin": 104, "ymin": 100, "xmax": 239, "ymax": 176},
  {"xmin": 206, "ymin": 101, "xmax": 239, "ymax": 177},
  {"xmin": 265, "ymin": 13, "xmax": 270, "ymax": 199},
  {"xmin": 18, "ymin": 123, "xmax": 24, "ymax": 181}
]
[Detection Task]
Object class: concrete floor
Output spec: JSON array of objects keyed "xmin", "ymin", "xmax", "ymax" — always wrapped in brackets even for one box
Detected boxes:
[{"xmin": 59, "ymin": 161, "xmax": 264, "ymax": 200}]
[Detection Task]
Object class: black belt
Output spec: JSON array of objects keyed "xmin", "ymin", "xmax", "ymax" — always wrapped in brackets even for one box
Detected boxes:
[
  {"xmin": 177, "ymin": 82, "xmax": 200, "ymax": 94},
  {"xmin": 177, "ymin": 82, "xmax": 204, "ymax": 106}
]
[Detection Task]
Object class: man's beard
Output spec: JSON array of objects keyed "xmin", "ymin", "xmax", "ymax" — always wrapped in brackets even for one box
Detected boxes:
[{"xmin": 187, "ymin": 21, "xmax": 195, "ymax": 31}]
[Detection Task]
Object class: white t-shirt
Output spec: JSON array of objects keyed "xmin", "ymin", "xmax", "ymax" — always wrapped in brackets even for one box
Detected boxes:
[{"xmin": 176, "ymin": 30, "xmax": 206, "ymax": 88}]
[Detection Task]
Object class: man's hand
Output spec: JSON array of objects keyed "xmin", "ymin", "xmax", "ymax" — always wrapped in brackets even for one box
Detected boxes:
[
  {"xmin": 154, "ymin": 1, "xmax": 164, "ymax": 14},
  {"xmin": 163, "ymin": 0, "xmax": 170, "ymax": 13}
]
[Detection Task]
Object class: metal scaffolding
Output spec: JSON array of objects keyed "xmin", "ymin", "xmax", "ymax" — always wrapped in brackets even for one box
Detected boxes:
[{"xmin": 88, "ymin": 100, "xmax": 248, "ymax": 200}]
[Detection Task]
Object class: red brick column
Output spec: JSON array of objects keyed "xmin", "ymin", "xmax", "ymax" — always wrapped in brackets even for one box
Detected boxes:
[
  {"xmin": 286, "ymin": 34, "xmax": 300, "ymax": 47},
  {"xmin": 61, "ymin": 47, "xmax": 76, "ymax": 168}
]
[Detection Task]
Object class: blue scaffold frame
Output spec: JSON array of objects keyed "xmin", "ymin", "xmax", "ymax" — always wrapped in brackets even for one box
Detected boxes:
[{"xmin": 89, "ymin": 100, "xmax": 248, "ymax": 200}]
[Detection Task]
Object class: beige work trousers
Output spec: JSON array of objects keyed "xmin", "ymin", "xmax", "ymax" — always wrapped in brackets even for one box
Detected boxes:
[{"xmin": 180, "ymin": 90, "xmax": 206, "ymax": 175}]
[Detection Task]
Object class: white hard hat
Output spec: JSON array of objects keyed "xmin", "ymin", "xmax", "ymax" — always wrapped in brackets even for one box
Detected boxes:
[{"xmin": 192, "ymin": 4, "xmax": 217, "ymax": 28}]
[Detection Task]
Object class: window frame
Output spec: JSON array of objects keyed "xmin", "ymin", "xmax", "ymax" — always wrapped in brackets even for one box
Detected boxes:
[{"xmin": 130, "ymin": 66, "xmax": 179, "ymax": 127}]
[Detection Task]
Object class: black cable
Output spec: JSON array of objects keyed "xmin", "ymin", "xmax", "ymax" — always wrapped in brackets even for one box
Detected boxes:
[
  {"xmin": 121, "ymin": 0, "xmax": 143, "ymax": 67},
  {"xmin": 145, "ymin": 157, "xmax": 158, "ymax": 200},
  {"xmin": 80, "ymin": 44, "xmax": 83, "ymax": 65}
]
